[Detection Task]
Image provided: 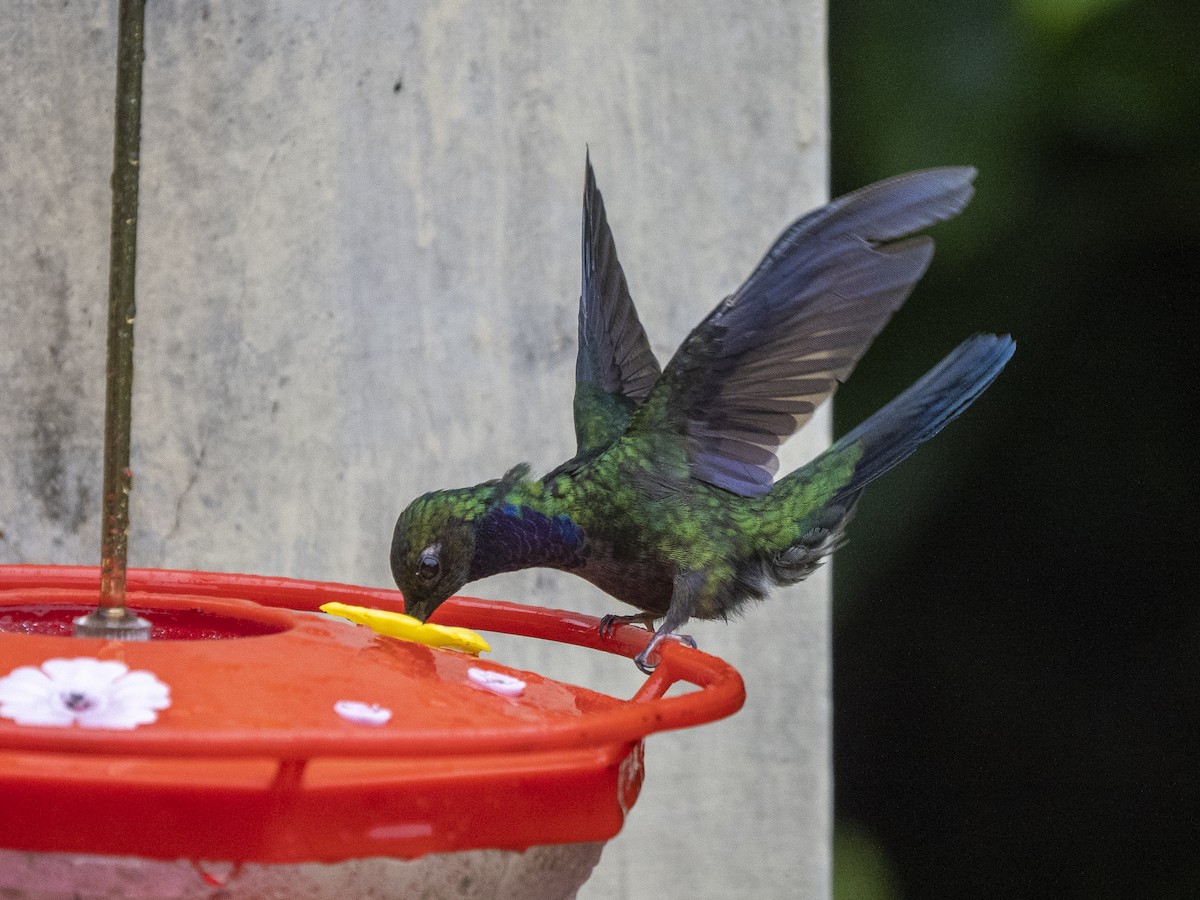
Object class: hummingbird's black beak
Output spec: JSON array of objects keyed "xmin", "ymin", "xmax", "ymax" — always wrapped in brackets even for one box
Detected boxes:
[{"xmin": 403, "ymin": 598, "xmax": 431, "ymax": 622}]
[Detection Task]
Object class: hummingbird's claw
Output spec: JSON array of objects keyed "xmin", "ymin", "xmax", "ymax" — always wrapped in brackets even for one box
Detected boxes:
[
  {"xmin": 599, "ymin": 612, "xmax": 658, "ymax": 639},
  {"xmin": 633, "ymin": 631, "xmax": 698, "ymax": 674}
]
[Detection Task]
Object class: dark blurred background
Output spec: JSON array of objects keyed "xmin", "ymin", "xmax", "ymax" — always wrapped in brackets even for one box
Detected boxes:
[{"xmin": 828, "ymin": 0, "xmax": 1198, "ymax": 897}]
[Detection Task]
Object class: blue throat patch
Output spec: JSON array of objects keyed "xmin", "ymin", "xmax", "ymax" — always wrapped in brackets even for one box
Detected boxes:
[{"xmin": 468, "ymin": 504, "xmax": 588, "ymax": 580}]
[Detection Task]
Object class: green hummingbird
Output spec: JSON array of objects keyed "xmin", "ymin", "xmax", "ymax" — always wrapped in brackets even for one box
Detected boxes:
[{"xmin": 392, "ymin": 155, "xmax": 1013, "ymax": 672}]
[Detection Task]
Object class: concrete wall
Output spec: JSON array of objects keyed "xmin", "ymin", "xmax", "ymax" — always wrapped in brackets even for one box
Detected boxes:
[{"xmin": 0, "ymin": 2, "xmax": 829, "ymax": 897}]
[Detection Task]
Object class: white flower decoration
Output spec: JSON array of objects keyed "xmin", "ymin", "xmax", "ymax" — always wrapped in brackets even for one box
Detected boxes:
[
  {"xmin": 467, "ymin": 667, "xmax": 526, "ymax": 697},
  {"xmin": 333, "ymin": 700, "xmax": 393, "ymax": 726},
  {"xmin": 0, "ymin": 658, "xmax": 170, "ymax": 730}
]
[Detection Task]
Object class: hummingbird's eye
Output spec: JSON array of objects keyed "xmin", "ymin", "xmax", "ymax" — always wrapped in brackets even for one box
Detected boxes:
[{"xmin": 417, "ymin": 547, "xmax": 441, "ymax": 581}]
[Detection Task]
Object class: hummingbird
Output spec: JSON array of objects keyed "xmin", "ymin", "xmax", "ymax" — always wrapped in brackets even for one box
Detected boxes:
[{"xmin": 392, "ymin": 155, "xmax": 1013, "ymax": 672}]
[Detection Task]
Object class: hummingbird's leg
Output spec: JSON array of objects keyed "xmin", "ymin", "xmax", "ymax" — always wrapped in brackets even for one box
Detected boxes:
[
  {"xmin": 633, "ymin": 570, "xmax": 703, "ymax": 673},
  {"xmin": 598, "ymin": 612, "xmax": 658, "ymax": 638}
]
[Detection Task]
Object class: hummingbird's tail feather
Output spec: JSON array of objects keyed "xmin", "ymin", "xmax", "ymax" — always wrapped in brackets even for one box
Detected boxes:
[
  {"xmin": 833, "ymin": 333, "xmax": 1015, "ymax": 499},
  {"xmin": 749, "ymin": 334, "xmax": 1012, "ymax": 595}
]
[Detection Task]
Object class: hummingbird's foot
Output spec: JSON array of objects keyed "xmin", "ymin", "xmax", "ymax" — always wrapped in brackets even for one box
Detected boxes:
[
  {"xmin": 634, "ymin": 631, "xmax": 698, "ymax": 674},
  {"xmin": 599, "ymin": 612, "xmax": 658, "ymax": 639}
]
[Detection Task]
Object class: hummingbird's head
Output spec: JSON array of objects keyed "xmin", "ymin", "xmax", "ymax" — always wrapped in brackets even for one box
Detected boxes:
[
  {"xmin": 391, "ymin": 466, "xmax": 532, "ymax": 621},
  {"xmin": 390, "ymin": 489, "xmax": 480, "ymax": 622}
]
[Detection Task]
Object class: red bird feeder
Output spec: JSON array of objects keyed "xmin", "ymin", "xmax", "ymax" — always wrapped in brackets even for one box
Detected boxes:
[{"xmin": 0, "ymin": 565, "xmax": 744, "ymax": 898}]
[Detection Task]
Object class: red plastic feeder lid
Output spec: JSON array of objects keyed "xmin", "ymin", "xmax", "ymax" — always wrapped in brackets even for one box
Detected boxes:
[{"xmin": 0, "ymin": 565, "xmax": 744, "ymax": 863}]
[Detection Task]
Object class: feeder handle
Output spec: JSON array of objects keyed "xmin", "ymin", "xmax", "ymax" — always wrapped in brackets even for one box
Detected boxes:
[{"xmin": 423, "ymin": 595, "xmax": 746, "ymax": 730}]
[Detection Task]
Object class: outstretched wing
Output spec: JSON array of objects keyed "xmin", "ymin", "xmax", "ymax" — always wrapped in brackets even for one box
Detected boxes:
[
  {"xmin": 628, "ymin": 167, "xmax": 977, "ymax": 496},
  {"xmin": 572, "ymin": 152, "xmax": 661, "ymax": 458}
]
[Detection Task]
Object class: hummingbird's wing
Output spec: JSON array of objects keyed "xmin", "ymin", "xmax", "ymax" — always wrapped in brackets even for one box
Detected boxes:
[
  {"xmin": 628, "ymin": 168, "xmax": 977, "ymax": 497},
  {"xmin": 572, "ymin": 153, "xmax": 661, "ymax": 459}
]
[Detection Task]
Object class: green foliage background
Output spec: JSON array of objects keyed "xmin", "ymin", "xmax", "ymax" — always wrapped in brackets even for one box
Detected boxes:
[{"xmin": 829, "ymin": 1, "xmax": 1198, "ymax": 897}]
